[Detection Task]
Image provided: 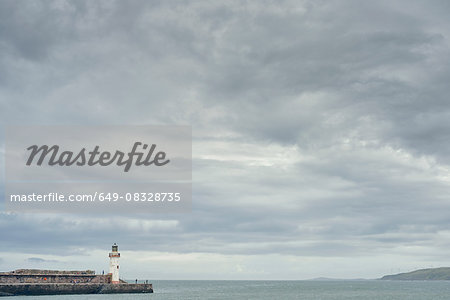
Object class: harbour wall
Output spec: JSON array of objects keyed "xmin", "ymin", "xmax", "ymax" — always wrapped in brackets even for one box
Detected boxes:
[{"xmin": 0, "ymin": 283, "xmax": 153, "ymax": 296}]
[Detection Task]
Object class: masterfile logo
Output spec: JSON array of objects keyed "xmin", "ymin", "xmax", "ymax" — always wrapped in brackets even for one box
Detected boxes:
[
  {"xmin": 6, "ymin": 125, "xmax": 191, "ymax": 181},
  {"xmin": 25, "ymin": 142, "xmax": 170, "ymax": 172},
  {"xmin": 5, "ymin": 125, "xmax": 192, "ymax": 214}
]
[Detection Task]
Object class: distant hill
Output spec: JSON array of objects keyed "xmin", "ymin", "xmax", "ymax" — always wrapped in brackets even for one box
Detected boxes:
[{"xmin": 381, "ymin": 267, "xmax": 450, "ymax": 280}]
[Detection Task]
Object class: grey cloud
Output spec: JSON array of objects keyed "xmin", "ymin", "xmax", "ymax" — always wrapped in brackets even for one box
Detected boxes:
[
  {"xmin": 26, "ymin": 257, "xmax": 59, "ymax": 263},
  {"xmin": 1, "ymin": 0, "xmax": 450, "ymax": 278}
]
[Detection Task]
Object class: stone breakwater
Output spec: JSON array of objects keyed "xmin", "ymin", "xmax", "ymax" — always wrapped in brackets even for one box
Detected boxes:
[
  {"xmin": 0, "ymin": 270, "xmax": 153, "ymax": 296},
  {"xmin": 0, "ymin": 283, "xmax": 153, "ymax": 296}
]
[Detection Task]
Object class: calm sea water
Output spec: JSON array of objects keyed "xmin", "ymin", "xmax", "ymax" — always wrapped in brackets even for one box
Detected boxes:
[{"xmin": 3, "ymin": 280, "xmax": 450, "ymax": 299}]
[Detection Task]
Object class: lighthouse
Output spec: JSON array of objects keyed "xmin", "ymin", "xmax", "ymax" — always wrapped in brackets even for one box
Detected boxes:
[{"xmin": 109, "ymin": 243, "xmax": 120, "ymax": 284}]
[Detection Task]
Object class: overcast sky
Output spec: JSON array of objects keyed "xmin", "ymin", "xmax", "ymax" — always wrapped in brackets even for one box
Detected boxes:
[{"xmin": 1, "ymin": 0, "xmax": 450, "ymax": 280}]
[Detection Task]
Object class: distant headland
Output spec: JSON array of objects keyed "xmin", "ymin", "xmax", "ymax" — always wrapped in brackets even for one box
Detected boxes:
[{"xmin": 380, "ymin": 267, "xmax": 450, "ymax": 280}]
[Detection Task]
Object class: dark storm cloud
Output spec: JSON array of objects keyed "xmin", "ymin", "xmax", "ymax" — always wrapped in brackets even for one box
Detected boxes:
[{"xmin": 1, "ymin": 0, "xmax": 450, "ymax": 278}]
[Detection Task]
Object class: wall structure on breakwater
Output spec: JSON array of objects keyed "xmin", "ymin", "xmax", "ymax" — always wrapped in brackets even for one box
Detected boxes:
[{"xmin": 0, "ymin": 269, "xmax": 110, "ymax": 284}]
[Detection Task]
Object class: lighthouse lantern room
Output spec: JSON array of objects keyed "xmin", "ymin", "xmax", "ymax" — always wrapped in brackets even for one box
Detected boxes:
[{"xmin": 109, "ymin": 243, "xmax": 120, "ymax": 284}]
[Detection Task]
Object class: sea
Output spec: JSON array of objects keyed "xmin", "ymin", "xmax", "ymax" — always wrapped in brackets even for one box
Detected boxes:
[{"xmin": 3, "ymin": 280, "xmax": 450, "ymax": 299}]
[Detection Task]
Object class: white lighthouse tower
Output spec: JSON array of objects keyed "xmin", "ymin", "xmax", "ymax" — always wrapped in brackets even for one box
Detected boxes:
[{"xmin": 109, "ymin": 243, "xmax": 120, "ymax": 284}]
